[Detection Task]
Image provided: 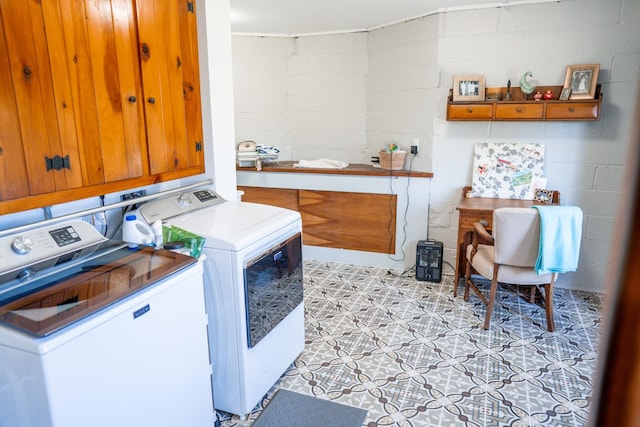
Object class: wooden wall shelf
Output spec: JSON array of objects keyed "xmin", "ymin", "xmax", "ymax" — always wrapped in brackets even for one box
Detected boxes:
[{"xmin": 446, "ymin": 85, "xmax": 602, "ymax": 121}]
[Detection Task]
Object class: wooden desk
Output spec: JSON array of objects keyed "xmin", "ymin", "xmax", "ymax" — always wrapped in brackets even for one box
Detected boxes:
[{"xmin": 453, "ymin": 186, "xmax": 560, "ymax": 296}]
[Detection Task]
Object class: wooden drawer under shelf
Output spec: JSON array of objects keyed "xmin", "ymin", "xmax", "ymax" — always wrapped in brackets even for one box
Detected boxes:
[
  {"xmin": 495, "ymin": 103, "xmax": 544, "ymax": 120},
  {"xmin": 447, "ymin": 103, "xmax": 493, "ymax": 120},
  {"xmin": 545, "ymin": 102, "xmax": 600, "ymax": 120}
]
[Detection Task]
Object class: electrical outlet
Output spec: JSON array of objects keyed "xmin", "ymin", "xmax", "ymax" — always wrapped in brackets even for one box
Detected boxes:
[
  {"xmin": 121, "ymin": 190, "xmax": 147, "ymax": 212},
  {"xmin": 411, "ymin": 138, "xmax": 420, "ymax": 155},
  {"xmin": 93, "ymin": 212, "xmax": 107, "ymax": 226},
  {"xmin": 120, "ymin": 190, "xmax": 147, "ymax": 202},
  {"xmin": 81, "ymin": 212, "xmax": 107, "ymax": 228}
]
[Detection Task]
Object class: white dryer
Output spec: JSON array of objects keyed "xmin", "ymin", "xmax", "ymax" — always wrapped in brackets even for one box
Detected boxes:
[{"xmin": 139, "ymin": 189, "xmax": 305, "ymax": 418}]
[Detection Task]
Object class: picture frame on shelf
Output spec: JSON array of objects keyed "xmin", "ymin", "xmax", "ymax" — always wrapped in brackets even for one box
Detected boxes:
[
  {"xmin": 559, "ymin": 87, "xmax": 572, "ymax": 100},
  {"xmin": 563, "ymin": 64, "xmax": 600, "ymax": 100},
  {"xmin": 534, "ymin": 189, "xmax": 555, "ymax": 204},
  {"xmin": 452, "ymin": 74, "xmax": 486, "ymax": 101}
]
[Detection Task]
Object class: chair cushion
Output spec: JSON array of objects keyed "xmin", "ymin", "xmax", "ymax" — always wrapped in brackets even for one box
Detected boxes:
[{"xmin": 467, "ymin": 244, "xmax": 554, "ymax": 285}]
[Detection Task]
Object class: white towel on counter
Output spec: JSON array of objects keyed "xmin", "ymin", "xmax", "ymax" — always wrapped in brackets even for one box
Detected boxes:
[{"xmin": 293, "ymin": 159, "xmax": 349, "ymax": 169}]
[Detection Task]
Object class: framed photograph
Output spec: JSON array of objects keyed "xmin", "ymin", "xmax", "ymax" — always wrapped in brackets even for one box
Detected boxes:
[
  {"xmin": 563, "ymin": 64, "xmax": 600, "ymax": 100},
  {"xmin": 534, "ymin": 189, "xmax": 555, "ymax": 204},
  {"xmin": 452, "ymin": 74, "xmax": 486, "ymax": 101},
  {"xmin": 559, "ymin": 87, "xmax": 572, "ymax": 100}
]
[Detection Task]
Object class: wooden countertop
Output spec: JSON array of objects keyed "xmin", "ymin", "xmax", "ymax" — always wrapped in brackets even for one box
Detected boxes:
[{"xmin": 236, "ymin": 161, "xmax": 433, "ymax": 178}]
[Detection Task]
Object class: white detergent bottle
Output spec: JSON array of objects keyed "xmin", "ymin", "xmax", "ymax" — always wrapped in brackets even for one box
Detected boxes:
[
  {"xmin": 122, "ymin": 214, "xmax": 154, "ymax": 248},
  {"xmin": 151, "ymin": 220, "xmax": 163, "ymax": 249}
]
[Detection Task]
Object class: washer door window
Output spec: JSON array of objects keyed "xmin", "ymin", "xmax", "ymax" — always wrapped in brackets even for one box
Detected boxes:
[{"xmin": 244, "ymin": 233, "xmax": 303, "ymax": 348}]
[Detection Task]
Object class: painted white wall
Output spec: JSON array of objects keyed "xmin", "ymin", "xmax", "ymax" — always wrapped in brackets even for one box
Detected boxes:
[
  {"xmin": 233, "ymin": 34, "xmax": 369, "ymax": 162},
  {"xmin": 196, "ymin": 0, "xmax": 238, "ymax": 201},
  {"xmin": 231, "ymin": 0, "xmax": 640, "ymax": 292}
]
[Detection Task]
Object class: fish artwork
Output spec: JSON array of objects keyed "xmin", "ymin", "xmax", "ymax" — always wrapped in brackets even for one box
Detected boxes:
[{"xmin": 519, "ymin": 71, "xmax": 535, "ymax": 99}]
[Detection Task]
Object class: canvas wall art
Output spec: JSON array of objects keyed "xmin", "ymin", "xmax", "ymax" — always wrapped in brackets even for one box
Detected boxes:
[{"xmin": 471, "ymin": 143, "xmax": 546, "ymax": 199}]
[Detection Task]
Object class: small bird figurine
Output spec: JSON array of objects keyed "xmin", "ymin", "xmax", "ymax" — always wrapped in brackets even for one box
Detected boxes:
[{"xmin": 519, "ymin": 71, "xmax": 535, "ymax": 99}]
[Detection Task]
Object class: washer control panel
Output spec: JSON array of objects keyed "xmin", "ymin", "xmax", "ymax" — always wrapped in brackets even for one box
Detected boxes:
[
  {"xmin": 0, "ymin": 220, "xmax": 107, "ymax": 285},
  {"xmin": 139, "ymin": 188, "xmax": 226, "ymax": 224}
]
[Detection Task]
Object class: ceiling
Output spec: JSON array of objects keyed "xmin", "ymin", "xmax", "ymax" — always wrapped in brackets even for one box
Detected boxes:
[{"xmin": 230, "ymin": 0, "xmax": 511, "ymax": 36}]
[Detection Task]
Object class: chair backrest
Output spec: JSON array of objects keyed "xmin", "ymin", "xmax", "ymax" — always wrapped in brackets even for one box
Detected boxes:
[{"xmin": 492, "ymin": 207, "xmax": 540, "ymax": 267}]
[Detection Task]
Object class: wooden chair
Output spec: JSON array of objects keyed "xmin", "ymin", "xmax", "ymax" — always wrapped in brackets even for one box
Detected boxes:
[
  {"xmin": 461, "ymin": 187, "xmax": 561, "ymax": 304},
  {"xmin": 464, "ymin": 207, "xmax": 564, "ymax": 332}
]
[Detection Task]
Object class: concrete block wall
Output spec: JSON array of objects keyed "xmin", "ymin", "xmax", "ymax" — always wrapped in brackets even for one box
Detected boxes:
[
  {"xmin": 232, "ymin": 34, "xmax": 368, "ymax": 162},
  {"xmin": 232, "ymin": 0, "xmax": 640, "ymax": 292},
  {"xmin": 367, "ymin": 16, "xmax": 439, "ymax": 172},
  {"xmin": 425, "ymin": 0, "xmax": 639, "ymax": 292}
]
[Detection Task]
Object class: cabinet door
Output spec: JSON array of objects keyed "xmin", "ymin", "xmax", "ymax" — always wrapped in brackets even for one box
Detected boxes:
[
  {"xmin": 136, "ymin": 0, "xmax": 204, "ymax": 177},
  {"xmin": 298, "ymin": 190, "xmax": 397, "ymax": 254},
  {"xmin": 0, "ymin": 0, "xmax": 149, "ymax": 202},
  {"xmin": 0, "ymin": 13, "xmax": 30, "ymax": 200},
  {"xmin": 57, "ymin": 0, "xmax": 147, "ymax": 185},
  {"xmin": 0, "ymin": 0, "xmax": 83, "ymax": 199}
]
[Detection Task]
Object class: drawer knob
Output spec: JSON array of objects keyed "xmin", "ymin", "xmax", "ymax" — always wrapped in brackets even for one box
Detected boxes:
[
  {"xmin": 467, "ymin": 108, "xmax": 473, "ymax": 113},
  {"xmin": 516, "ymin": 107, "xmax": 522, "ymax": 113},
  {"xmin": 568, "ymin": 106, "xmax": 575, "ymax": 112}
]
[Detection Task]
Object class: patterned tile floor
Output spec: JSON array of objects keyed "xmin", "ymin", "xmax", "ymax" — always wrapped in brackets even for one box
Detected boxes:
[{"xmin": 217, "ymin": 261, "xmax": 603, "ymax": 427}]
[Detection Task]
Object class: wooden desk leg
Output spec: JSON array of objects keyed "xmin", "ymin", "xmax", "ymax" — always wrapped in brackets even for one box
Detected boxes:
[{"xmin": 454, "ymin": 230, "xmax": 472, "ymax": 297}]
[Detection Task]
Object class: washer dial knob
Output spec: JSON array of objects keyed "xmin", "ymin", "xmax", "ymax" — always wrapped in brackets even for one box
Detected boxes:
[
  {"xmin": 177, "ymin": 194, "xmax": 192, "ymax": 207},
  {"xmin": 12, "ymin": 236, "xmax": 34, "ymax": 254}
]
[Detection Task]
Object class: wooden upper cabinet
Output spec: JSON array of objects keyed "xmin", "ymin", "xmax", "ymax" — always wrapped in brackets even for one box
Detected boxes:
[
  {"xmin": 57, "ymin": 0, "xmax": 148, "ymax": 185},
  {"xmin": 0, "ymin": 0, "xmax": 147, "ymax": 200},
  {"xmin": 136, "ymin": 0, "xmax": 204, "ymax": 177},
  {"xmin": 0, "ymin": 0, "xmax": 204, "ymax": 212},
  {"xmin": 0, "ymin": 0, "xmax": 84, "ymax": 199}
]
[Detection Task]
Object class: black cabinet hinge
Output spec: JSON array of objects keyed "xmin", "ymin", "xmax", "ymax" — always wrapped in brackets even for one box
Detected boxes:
[
  {"xmin": 195, "ymin": 141, "xmax": 202, "ymax": 152},
  {"xmin": 187, "ymin": 1, "xmax": 194, "ymax": 13},
  {"xmin": 45, "ymin": 155, "xmax": 70, "ymax": 171}
]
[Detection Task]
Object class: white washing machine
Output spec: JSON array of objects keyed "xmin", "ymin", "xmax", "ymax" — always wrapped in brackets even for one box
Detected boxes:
[
  {"xmin": 0, "ymin": 220, "xmax": 214, "ymax": 427},
  {"xmin": 139, "ymin": 189, "xmax": 305, "ymax": 418}
]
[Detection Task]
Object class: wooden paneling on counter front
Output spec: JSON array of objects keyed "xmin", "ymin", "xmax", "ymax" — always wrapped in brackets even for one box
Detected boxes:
[
  {"xmin": 0, "ymin": 0, "xmax": 204, "ymax": 214},
  {"xmin": 240, "ymin": 186, "xmax": 397, "ymax": 254}
]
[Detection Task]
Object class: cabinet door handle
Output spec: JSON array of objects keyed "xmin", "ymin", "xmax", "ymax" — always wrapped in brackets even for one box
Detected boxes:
[
  {"xmin": 148, "ymin": 97, "xmax": 156, "ymax": 104},
  {"xmin": 128, "ymin": 96, "xmax": 137, "ymax": 103}
]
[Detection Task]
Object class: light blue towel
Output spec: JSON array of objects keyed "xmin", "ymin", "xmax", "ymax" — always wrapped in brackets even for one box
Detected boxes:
[{"xmin": 532, "ymin": 205, "xmax": 583, "ymax": 275}]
